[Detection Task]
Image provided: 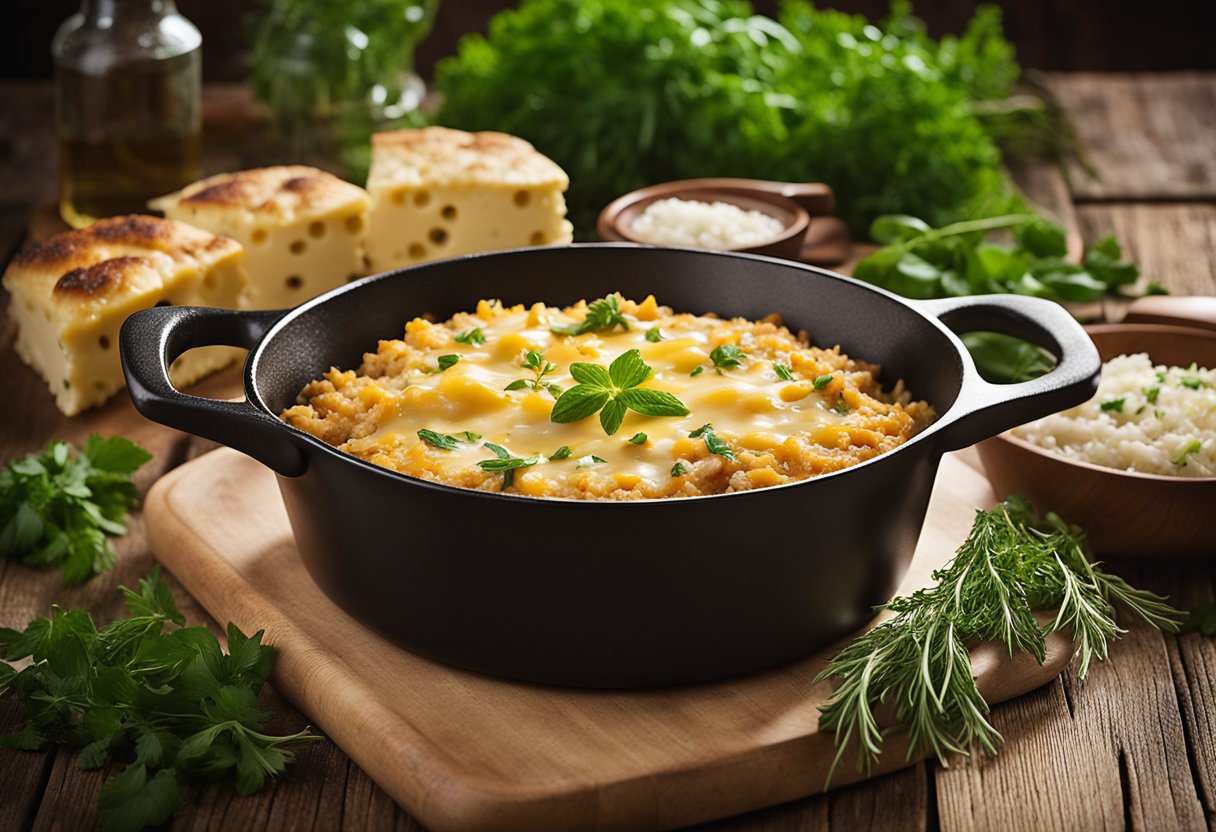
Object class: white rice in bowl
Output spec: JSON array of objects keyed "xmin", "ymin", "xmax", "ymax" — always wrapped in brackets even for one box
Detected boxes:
[{"xmin": 1012, "ymin": 353, "xmax": 1215, "ymax": 478}]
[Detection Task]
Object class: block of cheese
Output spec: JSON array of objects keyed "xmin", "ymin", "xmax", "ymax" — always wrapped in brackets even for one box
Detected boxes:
[
  {"xmin": 364, "ymin": 127, "xmax": 574, "ymax": 273},
  {"xmin": 2, "ymin": 215, "xmax": 247, "ymax": 415},
  {"xmin": 152, "ymin": 166, "xmax": 371, "ymax": 309}
]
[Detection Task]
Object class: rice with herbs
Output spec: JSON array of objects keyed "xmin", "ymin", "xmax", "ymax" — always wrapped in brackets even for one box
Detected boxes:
[{"xmin": 1012, "ymin": 353, "xmax": 1215, "ymax": 478}]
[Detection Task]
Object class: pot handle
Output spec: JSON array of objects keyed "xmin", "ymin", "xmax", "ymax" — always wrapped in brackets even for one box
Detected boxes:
[
  {"xmin": 917, "ymin": 294, "xmax": 1101, "ymax": 452},
  {"xmin": 120, "ymin": 305, "xmax": 308, "ymax": 477}
]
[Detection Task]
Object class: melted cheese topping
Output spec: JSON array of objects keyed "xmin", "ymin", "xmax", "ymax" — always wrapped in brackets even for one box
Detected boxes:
[{"xmin": 282, "ymin": 296, "xmax": 935, "ymax": 500}]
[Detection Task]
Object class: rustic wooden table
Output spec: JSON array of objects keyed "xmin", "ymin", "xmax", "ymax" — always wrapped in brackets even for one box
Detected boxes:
[{"xmin": 1, "ymin": 74, "xmax": 1214, "ymax": 831}]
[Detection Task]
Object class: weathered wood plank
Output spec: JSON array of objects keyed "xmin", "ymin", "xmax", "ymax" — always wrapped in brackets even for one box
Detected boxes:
[{"xmin": 1049, "ymin": 73, "xmax": 1216, "ymax": 201}]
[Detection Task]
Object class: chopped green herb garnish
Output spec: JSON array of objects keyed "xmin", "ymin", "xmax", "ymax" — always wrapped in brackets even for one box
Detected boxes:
[
  {"xmin": 1143, "ymin": 386, "xmax": 1160, "ymax": 405},
  {"xmin": 0, "ymin": 570, "xmax": 317, "ymax": 829},
  {"xmin": 813, "ymin": 374, "xmax": 834, "ymax": 390},
  {"xmin": 710, "ymin": 344, "xmax": 746, "ymax": 372},
  {"xmin": 774, "ymin": 363, "xmax": 795, "ymax": 381},
  {"xmin": 417, "ymin": 429, "xmax": 461, "ymax": 451},
  {"xmin": 1181, "ymin": 377, "xmax": 1206, "ymax": 390},
  {"xmin": 437, "ymin": 354, "xmax": 461, "ymax": 372},
  {"xmin": 1157, "ymin": 371, "xmax": 1167, "ymax": 383},
  {"xmin": 551, "ymin": 295, "xmax": 630, "ymax": 336},
  {"xmin": 1173, "ymin": 440, "xmax": 1203, "ymax": 467},
  {"xmin": 0, "ymin": 435, "xmax": 152, "ymax": 583},
  {"xmin": 671, "ymin": 462, "xmax": 687, "ymax": 477},
  {"xmin": 458, "ymin": 431, "xmax": 482, "ymax": 442},
  {"xmin": 505, "ymin": 349, "xmax": 561, "ymax": 397},
  {"xmin": 645, "ymin": 327, "xmax": 663, "ymax": 343},
  {"xmin": 690, "ymin": 366, "xmax": 704, "ymax": 377},
  {"xmin": 550, "ymin": 349, "xmax": 689, "ymax": 435},
  {"xmin": 477, "ymin": 443, "xmax": 540, "ymax": 489},
  {"xmin": 549, "ymin": 445, "xmax": 572, "ymax": 460},
  {"xmin": 627, "ymin": 433, "xmax": 648, "ymax": 445},
  {"xmin": 455, "ymin": 328, "xmax": 486, "ymax": 345},
  {"xmin": 833, "ymin": 398, "xmax": 850, "ymax": 415},
  {"xmin": 1100, "ymin": 399, "xmax": 1125, "ymax": 413},
  {"xmin": 689, "ymin": 423, "xmax": 736, "ymax": 461},
  {"xmin": 1136, "ymin": 406, "xmax": 1146, "ymax": 415}
]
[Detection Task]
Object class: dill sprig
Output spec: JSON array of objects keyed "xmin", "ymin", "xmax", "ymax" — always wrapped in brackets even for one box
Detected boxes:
[{"xmin": 816, "ymin": 496, "xmax": 1184, "ymax": 783}]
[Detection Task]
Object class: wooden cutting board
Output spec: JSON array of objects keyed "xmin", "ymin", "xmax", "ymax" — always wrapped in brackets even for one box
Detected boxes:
[{"xmin": 144, "ymin": 448, "xmax": 1071, "ymax": 832}]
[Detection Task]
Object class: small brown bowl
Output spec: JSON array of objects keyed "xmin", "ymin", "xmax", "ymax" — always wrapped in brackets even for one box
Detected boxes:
[
  {"xmin": 598, "ymin": 177, "xmax": 848, "ymax": 264},
  {"xmin": 977, "ymin": 315, "xmax": 1216, "ymax": 558}
]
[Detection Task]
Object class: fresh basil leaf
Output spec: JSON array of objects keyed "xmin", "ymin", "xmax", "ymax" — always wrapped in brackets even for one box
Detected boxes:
[
  {"xmin": 550, "ymin": 385, "xmax": 611, "ymax": 423},
  {"xmin": 710, "ymin": 344, "xmax": 746, "ymax": 371},
  {"xmin": 645, "ymin": 327, "xmax": 663, "ymax": 342},
  {"xmin": 417, "ymin": 430, "xmax": 461, "ymax": 451},
  {"xmin": 569, "ymin": 362, "xmax": 613, "ymax": 389},
  {"xmin": 671, "ymin": 462, "xmax": 687, "ymax": 477},
  {"xmin": 774, "ymin": 363, "xmax": 794, "ymax": 381},
  {"xmin": 478, "ymin": 454, "xmax": 541, "ymax": 473},
  {"xmin": 617, "ymin": 388, "xmax": 690, "ymax": 417},
  {"xmin": 549, "ymin": 445, "xmax": 572, "ymax": 460},
  {"xmin": 436, "ymin": 354, "xmax": 461, "ymax": 372},
  {"xmin": 889, "ymin": 252, "xmax": 942, "ymax": 299},
  {"xmin": 961, "ymin": 332, "xmax": 1056, "ymax": 384},
  {"xmin": 484, "ymin": 442, "xmax": 512, "ymax": 460},
  {"xmin": 1100, "ymin": 399, "xmax": 1124, "ymax": 413},
  {"xmin": 609, "ymin": 348, "xmax": 651, "ymax": 389},
  {"xmin": 1015, "ymin": 218, "xmax": 1067, "ymax": 258},
  {"xmin": 504, "ymin": 379, "xmax": 529, "ymax": 391},
  {"xmin": 628, "ymin": 433, "xmax": 647, "ymax": 445},
  {"xmin": 869, "ymin": 214, "xmax": 931, "ymax": 244},
  {"xmin": 813, "ymin": 374, "xmax": 834, "ymax": 390},
  {"xmin": 599, "ymin": 398, "xmax": 627, "ymax": 435},
  {"xmin": 454, "ymin": 328, "xmax": 485, "ymax": 345},
  {"xmin": 689, "ymin": 423, "xmax": 713, "ymax": 438},
  {"xmin": 1038, "ymin": 270, "xmax": 1108, "ymax": 302}
]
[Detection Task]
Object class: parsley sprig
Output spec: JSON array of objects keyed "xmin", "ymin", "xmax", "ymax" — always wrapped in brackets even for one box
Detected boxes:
[
  {"xmin": 505, "ymin": 350, "xmax": 562, "ymax": 398},
  {"xmin": 817, "ymin": 496, "xmax": 1184, "ymax": 784},
  {"xmin": 0, "ymin": 436, "xmax": 152, "ymax": 584},
  {"xmin": 550, "ymin": 349, "xmax": 689, "ymax": 435},
  {"xmin": 0, "ymin": 570, "xmax": 316, "ymax": 832},
  {"xmin": 551, "ymin": 295, "xmax": 631, "ymax": 337},
  {"xmin": 454, "ymin": 328, "xmax": 486, "ymax": 345},
  {"xmin": 710, "ymin": 344, "xmax": 746, "ymax": 373}
]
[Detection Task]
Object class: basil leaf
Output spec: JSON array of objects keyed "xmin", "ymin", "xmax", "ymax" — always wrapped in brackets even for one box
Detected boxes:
[
  {"xmin": 869, "ymin": 214, "xmax": 931, "ymax": 244},
  {"xmin": 813, "ymin": 374, "xmax": 834, "ymax": 390},
  {"xmin": 710, "ymin": 344, "xmax": 746, "ymax": 371},
  {"xmin": 645, "ymin": 327, "xmax": 663, "ymax": 342},
  {"xmin": 569, "ymin": 362, "xmax": 613, "ymax": 388},
  {"xmin": 609, "ymin": 348, "xmax": 652, "ymax": 389},
  {"xmin": 437, "ymin": 354, "xmax": 461, "ymax": 372},
  {"xmin": 550, "ymin": 385, "xmax": 611, "ymax": 423},
  {"xmin": 689, "ymin": 423, "xmax": 713, "ymax": 438},
  {"xmin": 417, "ymin": 430, "xmax": 460, "ymax": 451},
  {"xmin": 454, "ymin": 328, "xmax": 485, "ymax": 345},
  {"xmin": 617, "ymin": 388, "xmax": 690, "ymax": 417},
  {"xmin": 774, "ymin": 363, "xmax": 794, "ymax": 381},
  {"xmin": 484, "ymin": 442, "xmax": 512, "ymax": 460},
  {"xmin": 628, "ymin": 433, "xmax": 647, "ymax": 445},
  {"xmin": 599, "ymin": 398, "xmax": 627, "ymax": 435},
  {"xmin": 477, "ymin": 455, "xmax": 541, "ymax": 472},
  {"xmin": 549, "ymin": 445, "xmax": 572, "ymax": 460},
  {"xmin": 504, "ymin": 379, "xmax": 529, "ymax": 391},
  {"xmin": 671, "ymin": 462, "xmax": 687, "ymax": 477}
]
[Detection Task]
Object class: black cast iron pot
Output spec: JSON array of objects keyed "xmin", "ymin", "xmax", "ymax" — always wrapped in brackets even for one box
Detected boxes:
[{"xmin": 120, "ymin": 245, "xmax": 1099, "ymax": 688}]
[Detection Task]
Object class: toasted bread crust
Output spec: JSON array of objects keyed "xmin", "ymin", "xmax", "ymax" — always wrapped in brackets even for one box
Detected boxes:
[
  {"xmin": 369, "ymin": 127, "xmax": 570, "ymax": 189},
  {"xmin": 154, "ymin": 166, "xmax": 370, "ymax": 222}
]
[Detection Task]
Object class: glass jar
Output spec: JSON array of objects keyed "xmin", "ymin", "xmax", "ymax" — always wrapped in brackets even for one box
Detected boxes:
[{"xmin": 53, "ymin": 0, "xmax": 202, "ymax": 228}]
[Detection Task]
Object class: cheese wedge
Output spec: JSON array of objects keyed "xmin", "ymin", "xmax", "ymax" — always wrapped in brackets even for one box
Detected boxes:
[
  {"xmin": 2, "ymin": 215, "xmax": 247, "ymax": 415},
  {"xmin": 364, "ymin": 127, "xmax": 574, "ymax": 273},
  {"xmin": 152, "ymin": 166, "xmax": 371, "ymax": 309}
]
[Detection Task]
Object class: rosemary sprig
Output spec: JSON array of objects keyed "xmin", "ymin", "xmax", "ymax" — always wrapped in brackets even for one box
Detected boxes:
[{"xmin": 816, "ymin": 496, "xmax": 1184, "ymax": 783}]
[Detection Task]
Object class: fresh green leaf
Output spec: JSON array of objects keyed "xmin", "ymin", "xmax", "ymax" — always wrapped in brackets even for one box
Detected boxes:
[
  {"xmin": 689, "ymin": 423, "xmax": 736, "ymax": 461},
  {"xmin": 709, "ymin": 344, "xmax": 746, "ymax": 372},
  {"xmin": 671, "ymin": 462, "xmax": 688, "ymax": 477},
  {"xmin": 1183, "ymin": 603, "xmax": 1216, "ymax": 636},
  {"xmin": 627, "ymin": 433, "xmax": 648, "ymax": 445},
  {"xmin": 645, "ymin": 327, "xmax": 664, "ymax": 342},
  {"xmin": 870, "ymin": 214, "xmax": 931, "ymax": 244},
  {"xmin": 1173, "ymin": 440, "xmax": 1203, "ymax": 467},
  {"xmin": 549, "ymin": 445, "xmax": 572, "ymax": 461},
  {"xmin": 1015, "ymin": 218, "xmax": 1067, "ymax": 258},
  {"xmin": 454, "ymin": 328, "xmax": 486, "ymax": 345},
  {"xmin": 436, "ymin": 354, "xmax": 461, "ymax": 372},
  {"xmin": 550, "ymin": 350, "xmax": 688, "ymax": 435},
  {"xmin": 813, "ymin": 374, "xmax": 834, "ymax": 390},
  {"xmin": 569, "ymin": 362, "xmax": 613, "ymax": 388},
  {"xmin": 615, "ymin": 388, "xmax": 690, "ymax": 417},
  {"xmin": 599, "ymin": 398, "xmax": 627, "ymax": 436},
  {"xmin": 417, "ymin": 430, "xmax": 462, "ymax": 451},
  {"xmin": 551, "ymin": 295, "xmax": 630, "ymax": 336},
  {"xmin": 550, "ymin": 385, "xmax": 612, "ymax": 424},
  {"xmin": 608, "ymin": 349, "xmax": 652, "ymax": 389},
  {"xmin": 961, "ymin": 332, "xmax": 1057, "ymax": 384},
  {"xmin": 690, "ymin": 366, "xmax": 704, "ymax": 377},
  {"xmin": 97, "ymin": 764, "xmax": 182, "ymax": 832},
  {"xmin": 774, "ymin": 363, "xmax": 795, "ymax": 381},
  {"xmin": 1100, "ymin": 399, "xmax": 1125, "ymax": 414}
]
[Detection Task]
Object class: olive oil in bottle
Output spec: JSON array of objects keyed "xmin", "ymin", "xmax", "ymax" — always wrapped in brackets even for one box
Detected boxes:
[{"xmin": 53, "ymin": 0, "xmax": 202, "ymax": 228}]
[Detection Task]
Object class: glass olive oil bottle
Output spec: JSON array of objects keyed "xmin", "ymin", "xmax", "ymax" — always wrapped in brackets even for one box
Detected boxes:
[{"xmin": 53, "ymin": 0, "xmax": 202, "ymax": 228}]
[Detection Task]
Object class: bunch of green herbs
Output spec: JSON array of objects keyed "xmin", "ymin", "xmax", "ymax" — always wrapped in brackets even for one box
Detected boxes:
[
  {"xmin": 0, "ymin": 436, "xmax": 152, "ymax": 583},
  {"xmin": 817, "ymin": 496, "xmax": 1184, "ymax": 782},
  {"xmin": 436, "ymin": 0, "xmax": 1026, "ymax": 237},
  {"xmin": 0, "ymin": 570, "xmax": 316, "ymax": 832}
]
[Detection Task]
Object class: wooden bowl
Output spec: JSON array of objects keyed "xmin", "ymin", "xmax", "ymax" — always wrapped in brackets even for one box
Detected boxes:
[
  {"xmin": 597, "ymin": 177, "xmax": 845, "ymax": 262},
  {"xmin": 977, "ymin": 320, "xmax": 1216, "ymax": 558}
]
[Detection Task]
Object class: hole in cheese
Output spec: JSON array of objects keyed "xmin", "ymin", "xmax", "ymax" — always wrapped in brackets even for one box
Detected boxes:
[
  {"xmin": 345, "ymin": 215, "xmax": 364, "ymax": 234},
  {"xmin": 429, "ymin": 228, "xmax": 448, "ymax": 246},
  {"xmin": 513, "ymin": 190, "xmax": 531, "ymax": 207},
  {"xmin": 308, "ymin": 221, "xmax": 327, "ymax": 239},
  {"xmin": 408, "ymin": 243, "xmax": 426, "ymax": 259},
  {"xmin": 391, "ymin": 190, "xmax": 407, "ymax": 205},
  {"xmin": 441, "ymin": 205, "xmax": 457, "ymax": 221},
  {"xmin": 251, "ymin": 228, "xmax": 268, "ymax": 245},
  {"xmin": 529, "ymin": 231, "xmax": 545, "ymax": 245},
  {"xmin": 289, "ymin": 240, "xmax": 307, "ymax": 255},
  {"xmin": 98, "ymin": 335, "xmax": 111, "ymax": 350},
  {"xmin": 285, "ymin": 275, "xmax": 304, "ymax": 290},
  {"xmin": 413, "ymin": 191, "xmax": 431, "ymax": 208}
]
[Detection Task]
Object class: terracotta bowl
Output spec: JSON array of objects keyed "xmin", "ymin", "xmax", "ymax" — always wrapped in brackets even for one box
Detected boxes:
[
  {"xmin": 977, "ymin": 319, "xmax": 1216, "ymax": 558},
  {"xmin": 597, "ymin": 177, "xmax": 839, "ymax": 261}
]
